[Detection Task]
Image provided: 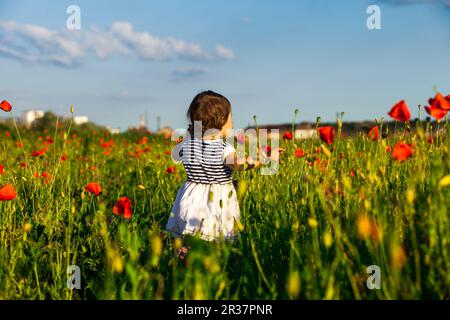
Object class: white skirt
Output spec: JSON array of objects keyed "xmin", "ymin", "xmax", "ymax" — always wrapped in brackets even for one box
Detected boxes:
[{"xmin": 166, "ymin": 181, "xmax": 241, "ymax": 241}]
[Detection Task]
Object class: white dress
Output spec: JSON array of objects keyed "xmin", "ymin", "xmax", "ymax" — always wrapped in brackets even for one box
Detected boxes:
[{"xmin": 165, "ymin": 137, "xmax": 240, "ymax": 241}]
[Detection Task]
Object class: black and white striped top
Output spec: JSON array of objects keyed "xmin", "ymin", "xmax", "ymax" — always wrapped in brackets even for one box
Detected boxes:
[{"xmin": 172, "ymin": 138, "xmax": 236, "ymax": 185}]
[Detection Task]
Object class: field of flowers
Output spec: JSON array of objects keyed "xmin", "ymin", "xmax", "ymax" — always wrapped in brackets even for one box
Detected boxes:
[{"xmin": 0, "ymin": 94, "xmax": 450, "ymax": 300}]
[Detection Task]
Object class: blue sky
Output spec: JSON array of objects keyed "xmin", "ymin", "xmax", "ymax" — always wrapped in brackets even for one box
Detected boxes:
[{"xmin": 0, "ymin": 0, "xmax": 449, "ymax": 131}]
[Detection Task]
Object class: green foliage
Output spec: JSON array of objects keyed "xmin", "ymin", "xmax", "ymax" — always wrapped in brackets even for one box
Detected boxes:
[{"xmin": 0, "ymin": 118, "xmax": 449, "ymax": 300}]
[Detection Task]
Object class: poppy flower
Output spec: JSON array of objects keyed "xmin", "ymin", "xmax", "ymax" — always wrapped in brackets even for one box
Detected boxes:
[
  {"xmin": 113, "ymin": 196, "xmax": 132, "ymax": 219},
  {"xmin": 428, "ymin": 93, "xmax": 450, "ymax": 112},
  {"xmin": 85, "ymin": 182, "xmax": 102, "ymax": 196},
  {"xmin": 5, "ymin": 131, "xmax": 11, "ymax": 138},
  {"xmin": 43, "ymin": 136, "xmax": 54, "ymax": 145},
  {"xmin": 317, "ymin": 127, "xmax": 335, "ymax": 144},
  {"xmin": 262, "ymin": 145, "xmax": 272, "ymax": 156},
  {"xmin": 283, "ymin": 131, "xmax": 293, "ymax": 140},
  {"xmin": 367, "ymin": 126, "xmax": 379, "ymax": 141},
  {"xmin": 32, "ymin": 148, "xmax": 48, "ymax": 157},
  {"xmin": 100, "ymin": 139, "xmax": 114, "ymax": 149},
  {"xmin": 425, "ymin": 105, "xmax": 448, "ymax": 120},
  {"xmin": 0, "ymin": 164, "xmax": 3, "ymax": 175},
  {"xmin": 60, "ymin": 154, "xmax": 68, "ymax": 162},
  {"xmin": 137, "ymin": 136, "xmax": 148, "ymax": 145},
  {"xmin": 388, "ymin": 100, "xmax": 411, "ymax": 122},
  {"xmin": 392, "ymin": 142, "xmax": 413, "ymax": 162},
  {"xmin": 0, "ymin": 100, "xmax": 12, "ymax": 112},
  {"xmin": 166, "ymin": 166, "xmax": 176, "ymax": 174},
  {"xmin": 0, "ymin": 184, "xmax": 16, "ymax": 201},
  {"xmin": 294, "ymin": 148, "xmax": 305, "ymax": 158}
]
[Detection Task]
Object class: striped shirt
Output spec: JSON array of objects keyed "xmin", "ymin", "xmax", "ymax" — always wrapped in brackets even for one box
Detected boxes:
[{"xmin": 172, "ymin": 138, "xmax": 236, "ymax": 185}]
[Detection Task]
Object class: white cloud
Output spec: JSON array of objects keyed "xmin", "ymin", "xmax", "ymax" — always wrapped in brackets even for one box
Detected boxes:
[
  {"xmin": 0, "ymin": 20, "xmax": 236, "ymax": 67},
  {"xmin": 0, "ymin": 21, "xmax": 83, "ymax": 67},
  {"xmin": 215, "ymin": 44, "xmax": 236, "ymax": 60}
]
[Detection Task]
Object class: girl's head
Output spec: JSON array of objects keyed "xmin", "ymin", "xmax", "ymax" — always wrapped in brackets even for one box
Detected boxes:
[{"xmin": 187, "ymin": 90, "xmax": 232, "ymax": 137}]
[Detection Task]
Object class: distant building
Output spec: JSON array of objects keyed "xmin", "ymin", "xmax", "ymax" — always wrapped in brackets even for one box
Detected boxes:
[
  {"xmin": 73, "ymin": 116, "xmax": 89, "ymax": 125},
  {"xmin": 21, "ymin": 110, "xmax": 45, "ymax": 128},
  {"xmin": 244, "ymin": 123, "xmax": 317, "ymax": 140},
  {"xmin": 106, "ymin": 126, "xmax": 121, "ymax": 135},
  {"xmin": 295, "ymin": 129, "xmax": 317, "ymax": 140}
]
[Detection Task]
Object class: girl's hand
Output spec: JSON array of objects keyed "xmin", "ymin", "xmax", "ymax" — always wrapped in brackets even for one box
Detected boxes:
[
  {"xmin": 269, "ymin": 148, "xmax": 285, "ymax": 162},
  {"xmin": 246, "ymin": 156, "xmax": 262, "ymax": 169}
]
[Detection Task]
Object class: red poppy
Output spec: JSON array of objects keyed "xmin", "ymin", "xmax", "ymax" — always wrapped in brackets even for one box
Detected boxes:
[
  {"xmin": 16, "ymin": 142, "xmax": 23, "ymax": 148},
  {"xmin": 113, "ymin": 196, "xmax": 132, "ymax": 219},
  {"xmin": 32, "ymin": 148, "xmax": 48, "ymax": 157},
  {"xmin": 425, "ymin": 105, "xmax": 448, "ymax": 120},
  {"xmin": 283, "ymin": 131, "xmax": 293, "ymax": 140},
  {"xmin": 317, "ymin": 127, "xmax": 335, "ymax": 144},
  {"xmin": 85, "ymin": 182, "xmax": 102, "ymax": 196},
  {"xmin": 392, "ymin": 142, "xmax": 413, "ymax": 162},
  {"xmin": 5, "ymin": 131, "xmax": 11, "ymax": 138},
  {"xmin": 137, "ymin": 136, "xmax": 148, "ymax": 145},
  {"xmin": 263, "ymin": 145, "xmax": 272, "ymax": 155},
  {"xmin": 166, "ymin": 166, "xmax": 176, "ymax": 174},
  {"xmin": 20, "ymin": 162, "xmax": 27, "ymax": 168},
  {"xmin": 43, "ymin": 136, "xmax": 54, "ymax": 145},
  {"xmin": 0, "ymin": 184, "xmax": 16, "ymax": 201},
  {"xmin": 100, "ymin": 139, "xmax": 114, "ymax": 149},
  {"xmin": 165, "ymin": 150, "xmax": 171, "ymax": 156},
  {"xmin": 388, "ymin": 100, "xmax": 411, "ymax": 122},
  {"xmin": 0, "ymin": 100, "xmax": 12, "ymax": 112},
  {"xmin": 294, "ymin": 148, "xmax": 305, "ymax": 158},
  {"xmin": 367, "ymin": 126, "xmax": 379, "ymax": 141},
  {"xmin": 60, "ymin": 154, "xmax": 68, "ymax": 162},
  {"xmin": 428, "ymin": 93, "xmax": 450, "ymax": 112},
  {"xmin": 0, "ymin": 164, "xmax": 3, "ymax": 175}
]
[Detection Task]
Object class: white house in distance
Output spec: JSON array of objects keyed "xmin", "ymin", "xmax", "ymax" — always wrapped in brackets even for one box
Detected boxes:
[
  {"xmin": 73, "ymin": 116, "xmax": 89, "ymax": 125},
  {"xmin": 106, "ymin": 126, "xmax": 121, "ymax": 134},
  {"xmin": 295, "ymin": 128, "xmax": 317, "ymax": 140},
  {"xmin": 21, "ymin": 110, "xmax": 45, "ymax": 128}
]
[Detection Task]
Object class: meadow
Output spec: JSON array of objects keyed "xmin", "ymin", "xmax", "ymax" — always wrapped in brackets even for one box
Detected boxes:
[{"xmin": 0, "ymin": 98, "xmax": 450, "ymax": 300}]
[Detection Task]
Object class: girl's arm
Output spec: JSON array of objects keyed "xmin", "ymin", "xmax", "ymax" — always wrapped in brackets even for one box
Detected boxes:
[
  {"xmin": 224, "ymin": 151, "xmax": 262, "ymax": 171},
  {"xmin": 224, "ymin": 147, "xmax": 285, "ymax": 171}
]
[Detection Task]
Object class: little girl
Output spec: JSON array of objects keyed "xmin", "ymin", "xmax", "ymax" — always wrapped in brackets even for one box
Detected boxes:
[{"xmin": 165, "ymin": 91, "xmax": 281, "ymax": 251}]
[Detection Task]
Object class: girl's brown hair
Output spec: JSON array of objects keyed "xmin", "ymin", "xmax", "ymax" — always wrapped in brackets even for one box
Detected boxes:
[{"xmin": 187, "ymin": 90, "xmax": 231, "ymax": 135}]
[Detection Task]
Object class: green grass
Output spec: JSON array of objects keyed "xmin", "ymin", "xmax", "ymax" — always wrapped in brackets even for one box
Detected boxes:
[{"xmin": 0, "ymin": 118, "xmax": 449, "ymax": 300}]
